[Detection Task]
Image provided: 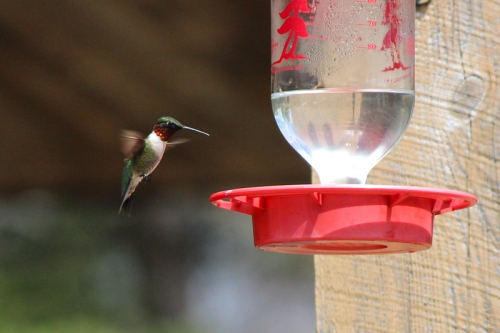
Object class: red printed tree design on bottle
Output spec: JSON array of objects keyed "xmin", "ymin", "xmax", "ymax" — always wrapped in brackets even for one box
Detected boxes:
[
  {"xmin": 381, "ymin": 0, "xmax": 409, "ymax": 72},
  {"xmin": 272, "ymin": 0, "xmax": 310, "ymax": 66}
]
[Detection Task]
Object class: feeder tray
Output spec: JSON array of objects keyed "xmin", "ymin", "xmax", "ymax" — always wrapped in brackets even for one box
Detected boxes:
[{"xmin": 210, "ymin": 185, "xmax": 477, "ymax": 255}]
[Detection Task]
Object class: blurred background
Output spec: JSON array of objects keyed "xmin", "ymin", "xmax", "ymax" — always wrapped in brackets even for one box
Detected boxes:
[{"xmin": 0, "ymin": 0, "xmax": 315, "ymax": 332}]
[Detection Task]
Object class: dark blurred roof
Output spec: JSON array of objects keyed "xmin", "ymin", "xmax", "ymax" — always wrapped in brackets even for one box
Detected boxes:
[{"xmin": 0, "ymin": 0, "xmax": 310, "ymax": 194}]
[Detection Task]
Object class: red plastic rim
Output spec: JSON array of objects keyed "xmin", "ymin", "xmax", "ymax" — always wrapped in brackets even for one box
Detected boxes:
[{"xmin": 209, "ymin": 185, "xmax": 477, "ymax": 255}]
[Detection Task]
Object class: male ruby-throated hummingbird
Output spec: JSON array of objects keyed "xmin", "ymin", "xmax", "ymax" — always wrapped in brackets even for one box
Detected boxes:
[{"xmin": 119, "ymin": 116, "xmax": 209, "ymax": 215}]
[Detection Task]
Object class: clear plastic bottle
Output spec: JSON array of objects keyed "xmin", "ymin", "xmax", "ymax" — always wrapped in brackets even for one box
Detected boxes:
[{"xmin": 271, "ymin": 0, "xmax": 415, "ymax": 184}]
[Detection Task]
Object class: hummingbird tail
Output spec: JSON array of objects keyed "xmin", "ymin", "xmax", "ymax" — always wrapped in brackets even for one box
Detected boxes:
[
  {"xmin": 119, "ymin": 177, "xmax": 134, "ymax": 216},
  {"xmin": 119, "ymin": 194, "xmax": 134, "ymax": 216}
]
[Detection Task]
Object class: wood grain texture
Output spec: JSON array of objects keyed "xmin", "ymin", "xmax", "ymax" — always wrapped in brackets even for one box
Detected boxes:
[{"xmin": 315, "ymin": 0, "xmax": 499, "ymax": 331}]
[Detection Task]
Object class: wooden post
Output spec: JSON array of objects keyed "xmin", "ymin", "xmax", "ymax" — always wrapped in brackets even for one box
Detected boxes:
[{"xmin": 314, "ymin": 0, "xmax": 500, "ymax": 331}]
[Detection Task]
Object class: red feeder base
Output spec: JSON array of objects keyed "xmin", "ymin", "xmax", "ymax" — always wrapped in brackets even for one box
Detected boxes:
[{"xmin": 209, "ymin": 185, "xmax": 477, "ymax": 255}]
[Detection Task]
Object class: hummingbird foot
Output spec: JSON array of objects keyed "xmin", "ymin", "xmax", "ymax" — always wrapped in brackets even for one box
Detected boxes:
[{"xmin": 140, "ymin": 174, "xmax": 153, "ymax": 183}]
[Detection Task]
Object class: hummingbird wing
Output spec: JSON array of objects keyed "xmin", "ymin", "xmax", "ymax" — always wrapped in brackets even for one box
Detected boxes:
[
  {"xmin": 165, "ymin": 138, "xmax": 190, "ymax": 149},
  {"xmin": 120, "ymin": 130, "xmax": 145, "ymax": 161}
]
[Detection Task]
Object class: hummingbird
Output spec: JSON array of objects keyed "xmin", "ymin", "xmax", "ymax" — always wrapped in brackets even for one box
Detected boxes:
[{"xmin": 119, "ymin": 116, "xmax": 209, "ymax": 215}]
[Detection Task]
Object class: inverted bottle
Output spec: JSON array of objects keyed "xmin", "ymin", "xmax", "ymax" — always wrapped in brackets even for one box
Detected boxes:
[{"xmin": 271, "ymin": 0, "xmax": 415, "ymax": 184}]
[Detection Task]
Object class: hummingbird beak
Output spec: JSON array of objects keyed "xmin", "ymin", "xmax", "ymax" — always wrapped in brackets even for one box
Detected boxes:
[{"xmin": 183, "ymin": 126, "xmax": 209, "ymax": 136}]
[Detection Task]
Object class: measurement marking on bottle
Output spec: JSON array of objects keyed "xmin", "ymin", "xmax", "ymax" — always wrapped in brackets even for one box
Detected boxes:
[
  {"xmin": 356, "ymin": 20, "xmax": 377, "ymax": 27},
  {"xmin": 356, "ymin": 44, "xmax": 377, "ymax": 50}
]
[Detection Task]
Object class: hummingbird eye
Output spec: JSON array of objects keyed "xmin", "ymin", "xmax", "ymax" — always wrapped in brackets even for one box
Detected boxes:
[
  {"xmin": 167, "ymin": 122, "xmax": 180, "ymax": 129},
  {"xmin": 159, "ymin": 120, "xmax": 181, "ymax": 131}
]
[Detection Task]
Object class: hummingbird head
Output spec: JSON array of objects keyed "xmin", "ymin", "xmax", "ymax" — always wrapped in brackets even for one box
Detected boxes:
[{"xmin": 153, "ymin": 116, "xmax": 209, "ymax": 141}]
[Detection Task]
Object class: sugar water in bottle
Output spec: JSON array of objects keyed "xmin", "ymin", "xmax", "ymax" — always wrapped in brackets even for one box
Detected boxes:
[{"xmin": 271, "ymin": 0, "xmax": 415, "ymax": 184}]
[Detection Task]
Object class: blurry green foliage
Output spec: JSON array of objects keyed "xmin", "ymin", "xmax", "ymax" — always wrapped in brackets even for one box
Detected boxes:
[
  {"xmin": 0, "ymin": 189, "xmax": 195, "ymax": 332},
  {"xmin": 0, "ymin": 317, "xmax": 194, "ymax": 333}
]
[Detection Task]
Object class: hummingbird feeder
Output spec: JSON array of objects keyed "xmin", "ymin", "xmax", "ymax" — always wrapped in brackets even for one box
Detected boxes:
[{"xmin": 209, "ymin": 0, "xmax": 477, "ymax": 254}]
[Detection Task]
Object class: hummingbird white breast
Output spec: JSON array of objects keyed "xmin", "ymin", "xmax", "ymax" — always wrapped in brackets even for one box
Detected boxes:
[{"xmin": 143, "ymin": 131, "xmax": 168, "ymax": 175}]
